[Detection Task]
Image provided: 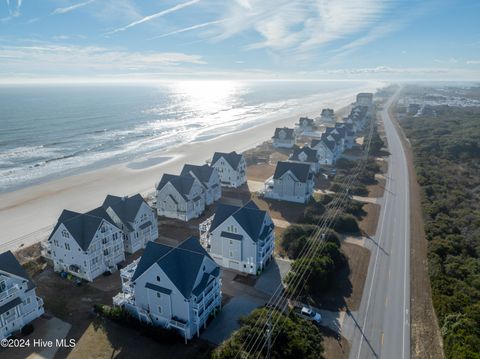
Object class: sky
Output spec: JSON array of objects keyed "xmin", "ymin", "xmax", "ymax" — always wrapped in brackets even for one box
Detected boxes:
[{"xmin": 0, "ymin": 0, "xmax": 479, "ymax": 83}]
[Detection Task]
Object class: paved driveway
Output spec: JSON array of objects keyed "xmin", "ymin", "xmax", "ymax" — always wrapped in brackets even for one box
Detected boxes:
[{"xmin": 201, "ymin": 294, "xmax": 266, "ymax": 345}]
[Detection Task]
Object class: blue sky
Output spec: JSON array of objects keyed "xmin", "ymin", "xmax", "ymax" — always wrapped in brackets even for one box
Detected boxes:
[{"xmin": 1, "ymin": 0, "xmax": 479, "ymax": 82}]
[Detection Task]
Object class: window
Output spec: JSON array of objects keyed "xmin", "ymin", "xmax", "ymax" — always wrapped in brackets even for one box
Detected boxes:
[
  {"xmin": 65, "ymin": 243, "xmax": 70, "ymax": 250},
  {"xmin": 229, "ymin": 240, "xmax": 233, "ymax": 245},
  {"xmin": 61, "ymin": 229, "xmax": 69, "ymax": 238},
  {"xmin": 157, "ymin": 292, "xmax": 161, "ymax": 298},
  {"xmin": 158, "ymin": 306, "xmax": 162, "ymax": 314},
  {"xmin": 104, "ymin": 249, "xmax": 109, "ymax": 256},
  {"xmin": 156, "ymin": 276, "xmax": 161, "ymax": 282},
  {"xmin": 53, "ymin": 239, "xmax": 59, "ymax": 247},
  {"xmin": 229, "ymin": 251, "xmax": 233, "ymax": 258}
]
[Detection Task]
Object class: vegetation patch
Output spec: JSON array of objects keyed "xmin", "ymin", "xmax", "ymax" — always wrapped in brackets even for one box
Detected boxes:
[
  {"xmin": 401, "ymin": 105, "xmax": 480, "ymax": 358},
  {"xmin": 211, "ymin": 308, "xmax": 324, "ymax": 359}
]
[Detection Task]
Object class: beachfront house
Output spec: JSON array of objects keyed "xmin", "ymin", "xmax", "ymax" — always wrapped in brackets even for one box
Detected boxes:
[
  {"xmin": 311, "ymin": 135, "xmax": 337, "ymax": 165},
  {"xmin": 264, "ymin": 161, "xmax": 314, "ymax": 203},
  {"xmin": 46, "ymin": 210, "xmax": 125, "ymax": 281},
  {"xmin": 356, "ymin": 93, "xmax": 373, "ymax": 108},
  {"xmin": 324, "ymin": 127, "xmax": 346, "ymax": 154},
  {"xmin": 0, "ymin": 251, "xmax": 45, "ymax": 340},
  {"xmin": 199, "ymin": 201, "xmax": 275, "ymax": 274},
  {"xmin": 339, "ymin": 123, "xmax": 356, "ymax": 149},
  {"xmin": 211, "ymin": 151, "xmax": 247, "ymax": 188},
  {"xmin": 155, "ymin": 174, "xmax": 205, "ymax": 221},
  {"xmin": 180, "ymin": 164, "xmax": 221, "ymax": 205},
  {"xmin": 272, "ymin": 127, "xmax": 295, "ymax": 148},
  {"xmin": 288, "ymin": 145, "xmax": 320, "ymax": 173},
  {"xmin": 295, "ymin": 117, "xmax": 315, "ymax": 134},
  {"xmin": 112, "ymin": 237, "xmax": 221, "ymax": 342},
  {"xmin": 100, "ymin": 194, "xmax": 158, "ymax": 254},
  {"xmin": 319, "ymin": 108, "xmax": 336, "ymax": 125}
]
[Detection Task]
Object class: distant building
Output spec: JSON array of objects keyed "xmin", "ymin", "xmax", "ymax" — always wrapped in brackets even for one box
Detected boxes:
[
  {"xmin": 319, "ymin": 108, "xmax": 336, "ymax": 125},
  {"xmin": 272, "ymin": 127, "xmax": 295, "ymax": 148},
  {"xmin": 211, "ymin": 151, "xmax": 247, "ymax": 188},
  {"xmin": 0, "ymin": 251, "xmax": 45, "ymax": 340},
  {"xmin": 113, "ymin": 237, "xmax": 221, "ymax": 342},
  {"xmin": 99, "ymin": 194, "xmax": 158, "ymax": 254},
  {"xmin": 407, "ymin": 103, "xmax": 421, "ymax": 115},
  {"xmin": 295, "ymin": 117, "xmax": 315, "ymax": 134},
  {"xmin": 181, "ymin": 164, "xmax": 222, "ymax": 205},
  {"xmin": 288, "ymin": 145, "xmax": 320, "ymax": 173},
  {"xmin": 264, "ymin": 161, "xmax": 314, "ymax": 203},
  {"xmin": 46, "ymin": 210, "xmax": 125, "ymax": 281},
  {"xmin": 155, "ymin": 174, "xmax": 205, "ymax": 221},
  {"xmin": 356, "ymin": 93, "xmax": 373, "ymax": 108},
  {"xmin": 199, "ymin": 201, "xmax": 275, "ymax": 274}
]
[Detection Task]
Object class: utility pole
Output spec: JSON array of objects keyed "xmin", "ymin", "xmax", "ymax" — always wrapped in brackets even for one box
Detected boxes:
[{"xmin": 266, "ymin": 313, "xmax": 272, "ymax": 359}]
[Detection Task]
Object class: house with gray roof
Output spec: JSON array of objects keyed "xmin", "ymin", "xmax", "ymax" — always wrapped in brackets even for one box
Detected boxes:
[
  {"xmin": 311, "ymin": 134, "xmax": 337, "ymax": 165},
  {"xmin": 46, "ymin": 209, "xmax": 125, "ymax": 281},
  {"xmin": 155, "ymin": 173, "xmax": 205, "ymax": 221},
  {"xmin": 319, "ymin": 108, "xmax": 336, "ymax": 126},
  {"xmin": 199, "ymin": 201, "xmax": 275, "ymax": 274},
  {"xmin": 288, "ymin": 145, "xmax": 320, "ymax": 173},
  {"xmin": 272, "ymin": 127, "xmax": 295, "ymax": 148},
  {"xmin": 264, "ymin": 161, "xmax": 314, "ymax": 203},
  {"xmin": 211, "ymin": 151, "xmax": 247, "ymax": 188},
  {"xmin": 112, "ymin": 237, "xmax": 221, "ymax": 342},
  {"xmin": 0, "ymin": 251, "xmax": 44, "ymax": 340},
  {"xmin": 100, "ymin": 194, "xmax": 158, "ymax": 254},
  {"xmin": 181, "ymin": 164, "xmax": 221, "ymax": 205},
  {"xmin": 295, "ymin": 117, "xmax": 316, "ymax": 134}
]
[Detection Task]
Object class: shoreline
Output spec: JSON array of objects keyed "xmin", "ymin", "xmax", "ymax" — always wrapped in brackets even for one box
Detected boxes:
[{"xmin": 0, "ymin": 88, "xmax": 373, "ymax": 252}]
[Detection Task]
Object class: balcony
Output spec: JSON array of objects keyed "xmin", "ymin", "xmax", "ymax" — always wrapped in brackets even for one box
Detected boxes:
[
  {"xmin": 169, "ymin": 317, "xmax": 188, "ymax": 330},
  {"xmin": 0, "ymin": 285, "xmax": 20, "ymax": 305},
  {"xmin": 113, "ymin": 292, "xmax": 135, "ymax": 307}
]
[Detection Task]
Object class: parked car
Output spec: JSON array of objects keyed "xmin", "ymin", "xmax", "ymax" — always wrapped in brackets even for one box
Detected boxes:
[{"xmin": 296, "ymin": 306, "xmax": 322, "ymax": 324}]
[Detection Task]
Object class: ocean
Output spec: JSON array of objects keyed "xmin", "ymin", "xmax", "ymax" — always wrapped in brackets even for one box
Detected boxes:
[{"xmin": 0, "ymin": 80, "xmax": 380, "ymax": 193}]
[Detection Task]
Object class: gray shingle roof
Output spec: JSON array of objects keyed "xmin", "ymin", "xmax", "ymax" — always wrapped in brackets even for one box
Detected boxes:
[
  {"xmin": 272, "ymin": 127, "xmax": 294, "ymax": 140},
  {"xmin": 132, "ymin": 237, "xmax": 219, "ymax": 298},
  {"xmin": 100, "ymin": 194, "xmax": 147, "ymax": 231},
  {"xmin": 180, "ymin": 164, "xmax": 215, "ymax": 186},
  {"xmin": 273, "ymin": 161, "xmax": 311, "ymax": 182},
  {"xmin": 211, "ymin": 151, "xmax": 243, "ymax": 170},
  {"xmin": 289, "ymin": 146, "xmax": 318, "ymax": 163},
  {"xmin": 209, "ymin": 201, "xmax": 267, "ymax": 242},
  {"xmin": 312, "ymin": 136, "xmax": 336, "ymax": 152},
  {"xmin": 0, "ymin": 251, "xmax": 35, "ymax": 290},
  {"xmin": 49, "ymin": 209, "xmax": 117, "ymax": 251},
  {"xmin": 156, "ymin": 174, "xmax": 196, "ymax": 200}
]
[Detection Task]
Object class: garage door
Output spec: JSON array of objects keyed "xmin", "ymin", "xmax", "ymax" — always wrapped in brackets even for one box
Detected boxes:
[{"xmin": 228, "ymin": 260, "xmax": 240, "ymax": 271}]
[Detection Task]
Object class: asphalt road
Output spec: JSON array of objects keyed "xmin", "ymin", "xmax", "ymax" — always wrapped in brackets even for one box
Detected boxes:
[{"xmin": 344, "ymin": 88, "xmax": 411, "ymax": 359}]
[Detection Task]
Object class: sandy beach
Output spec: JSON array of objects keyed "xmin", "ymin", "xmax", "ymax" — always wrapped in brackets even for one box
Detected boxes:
[{"xmin": 0, "ymin": 89, "xmax": 368, "ymax": 252}]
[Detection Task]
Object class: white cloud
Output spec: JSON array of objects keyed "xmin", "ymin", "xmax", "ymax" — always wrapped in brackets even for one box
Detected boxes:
[
  {"xmin": 0, "ymin": 44, "xmax": 206, "ymax": 76},
  {"xmin": 149, "ymin": 19, "xmax": 225, "ymax": 40},
  {"xmin": 466, "ymin": 60, "xmax": 480, "ymax": 65},
  {"xmin": 213, "ymin": 0, "xmax": 391, "ymax": 54},
  {"xmin": 107, "ymin": 0, "xmax": 201, "ymax": 35},
  {"xmin": 51, "ymin": 0, "xmax": 95, "ymax": 15},
  {"xmin": 2, "ymin": 0, "xmax": 23, "ymax": 21}
]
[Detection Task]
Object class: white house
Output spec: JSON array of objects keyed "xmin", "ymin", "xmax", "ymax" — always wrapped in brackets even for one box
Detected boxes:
[
  {"xmin": 199, "ymin": 201, "xmax": 275, "ymax": 275},
  {"xmin": 311, "ymin": 135, "xmax": 337, "ymax": 165},
  {"xmin": 180, "ymin": 164, "xmax": 221, "ymax": 205},
  {"xmin": 319, "ymin": 108, "xmax": 336, "ymax": 126},
  {"xmin": 264, "ymin": 161, "xmax": 314, "ymax": 203},
  {"xmin": 337, "ymin": 123, "xmax": 356, "ymax": 149},
  {"xmin": 356, "ymin": 93, "xmax": 373, "ymax": 108},
  {"xmin": 99, "ymin": 194, "xmax": 159, "ymax": 254},
  {"xmin": 324, "ymin": 127, "xmax": 346, "ymax": 153},
  {"xmin": 272, "ymin": 127, "xmax": 295, "ymax": 148},
  {"xmin": 45, "ymin": 209, "xmax": 125, "ymax": 282},
  {"xmin": 155, "ymin": 174, "xmax": 205, "ymax": 221},
  {"xmin": 288, "ymin": 146, "xmax": 320, "ymax": 173},
  {"xmin": 112, "ymin": 237, "xmax": 221, "ymax": 342},
  {"xmin": 0, "ymin": 251, "xmax": 44, "ymax": 340},
  {"xmin": 211, "ymin": 151, "xmax": 247, "ymax": 188},
  {"xmin": 295, "ymin": 117, "xmax": 315, "ymax": 134}
]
